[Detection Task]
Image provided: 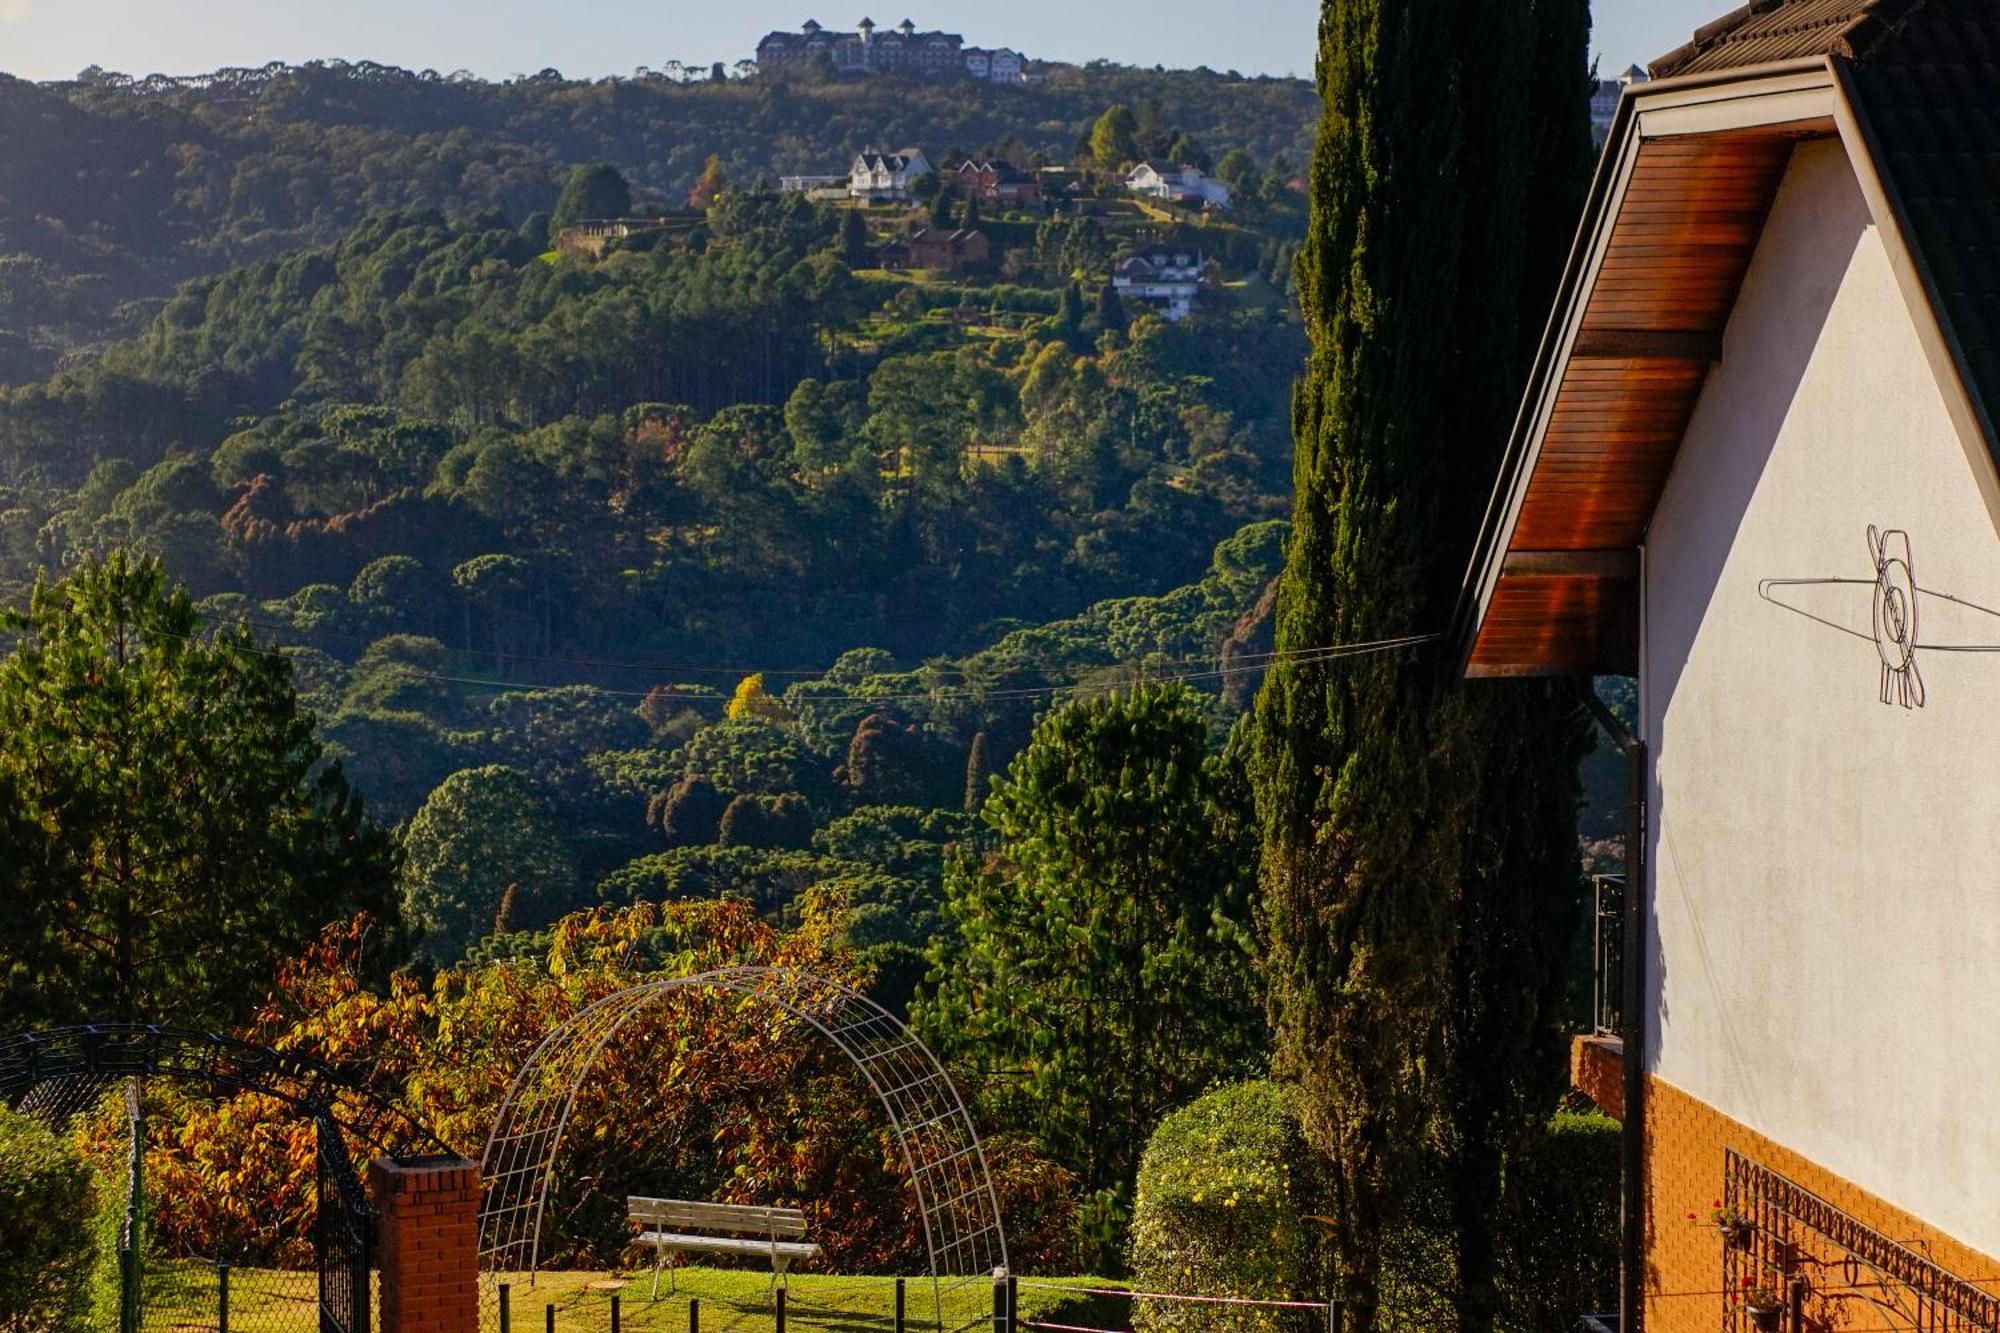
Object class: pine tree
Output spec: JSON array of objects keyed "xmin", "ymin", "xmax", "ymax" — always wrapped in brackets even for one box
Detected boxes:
[
  {"xmin": 1249, "ymin": 2, "xmax": 1593, "ymax": 1329},
  {"xmin": 961, "ymin": 195, "xmax": 982, "ymax": 230},
  {"xmin": 962, "ymin": 731, "xmax": 990, "ymax": 811},
  {"xmin": 931, "ymin": 188, "xmax": 956, "ymax": 229},
  {"xmin": 839, "ymin": 207, "xmax": 872, "ymax": 266},
  {"xmin": 1094, "ymin": 281, "xmax": 1126, "ymax": 333}
]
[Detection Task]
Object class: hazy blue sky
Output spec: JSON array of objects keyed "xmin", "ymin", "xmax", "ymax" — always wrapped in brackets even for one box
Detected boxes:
[{"xmin": 0, "ymin": 2, "xmax": 1721, "ymax": 85}]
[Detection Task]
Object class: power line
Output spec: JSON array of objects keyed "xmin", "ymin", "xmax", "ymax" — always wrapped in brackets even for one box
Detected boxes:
[
  {"xmin": 162, "ymin": 613, "xmax": 1440, "ymax": 709},
  {"xmin": 192, "ymin": 607, "xmax": 1425, "ymax": 683}
]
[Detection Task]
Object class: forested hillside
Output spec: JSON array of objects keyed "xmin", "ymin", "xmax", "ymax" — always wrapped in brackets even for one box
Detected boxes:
[
  {"xmin": 0, "ymin": 60, "xmax": 1316, "ymax": 378},
  {"xmin": 0, "ymin": 120, "xmax": 1308, "ymax": 985}
]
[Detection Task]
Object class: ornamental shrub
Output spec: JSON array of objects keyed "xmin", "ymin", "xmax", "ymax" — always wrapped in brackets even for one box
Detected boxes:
[
  {"xmin": 1129, "ymin": 1081, "xmax": 1322, "ymax": 1333},
  {"xmin": 1494, "ymin": 1110, "xmax": 1621, "ymax": 1332},
  {"xmin": 0, "ymin": 1106, "xmax": 100, "ymax": 1332}
]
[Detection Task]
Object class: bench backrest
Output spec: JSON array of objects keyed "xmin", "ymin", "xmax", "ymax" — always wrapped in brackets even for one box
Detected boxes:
[{"xmin": 627, "ymin": 1197, "xmax": 809, "ymax": 1238}]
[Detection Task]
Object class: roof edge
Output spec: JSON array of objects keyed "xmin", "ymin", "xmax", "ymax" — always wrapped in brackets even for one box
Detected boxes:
[{"xmin": 1452, "ymin": 59, "xmax": 1838, "ymax": 676}]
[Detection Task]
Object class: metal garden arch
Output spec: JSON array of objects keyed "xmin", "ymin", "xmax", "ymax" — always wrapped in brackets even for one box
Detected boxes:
[
  {"xmin": 0, "ymin": 1023, "xmax": 446, "ymax": 1333},
  {"xmin": 477, "ymin": 967, "xmax": 1007, "ymax": 1327}
]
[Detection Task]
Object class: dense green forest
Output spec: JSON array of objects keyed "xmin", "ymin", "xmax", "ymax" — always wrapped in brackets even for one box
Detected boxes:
[
  {"xmin": 0, "ymin": 60, "xmax": 1316, "ymax": 379},
  {"xmin": 0, "ymin": 52, "xmax": 1312, "ymax": 990}
]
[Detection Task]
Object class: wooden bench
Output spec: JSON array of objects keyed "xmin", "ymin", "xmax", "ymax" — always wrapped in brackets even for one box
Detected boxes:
[{"xmin": 627, "ymin": 1197, "xmax": 820, "ymax": 1298}]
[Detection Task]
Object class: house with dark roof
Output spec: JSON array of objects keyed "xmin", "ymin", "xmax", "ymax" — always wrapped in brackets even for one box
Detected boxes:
[
  {"xmin": 906, "ymin": 226, "xmax": 991, "ymax": 272},
  {"xmin": 1453, "ymin": 3, "xmax": 2000, "ymax": 1330},
  {"xmin": 952, "ymin": 159, "xmax": 1041, "ymax": 207},
  {"xmin": 1111, "ymin": 249, "xmax": 1203, "ymax": 321}
]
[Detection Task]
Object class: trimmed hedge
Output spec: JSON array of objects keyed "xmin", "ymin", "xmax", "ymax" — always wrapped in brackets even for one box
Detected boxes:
[
  {"xmin": 1128, "ymin": 1081, "xmax": 1322, "ymax": 1333},
  {"xmin": 0, "ymin": 1106, "xmax": 100, "ymax": 1332},
  {"xmin": 1495, "ymin": 1109, "xmax": 1621, "ymax": 1332}
]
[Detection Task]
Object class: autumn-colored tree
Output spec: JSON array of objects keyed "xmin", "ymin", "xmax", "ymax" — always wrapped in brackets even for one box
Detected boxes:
[
  {"xmin": 121, "ymin": 899, "xmax": 1077, "ymax": 1273},
  {"xmin": 725, "ymin": 672, "xmax": 792, "ymax": 723},
  {"xmin": 688, "ymin": 154, "xmax": 729, "ymax": 210}
]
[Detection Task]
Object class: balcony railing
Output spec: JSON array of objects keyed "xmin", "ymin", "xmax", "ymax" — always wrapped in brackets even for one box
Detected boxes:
[{"xmin": 1591, "ymin": 874, "xmax": 1624, "ymax": 1038}]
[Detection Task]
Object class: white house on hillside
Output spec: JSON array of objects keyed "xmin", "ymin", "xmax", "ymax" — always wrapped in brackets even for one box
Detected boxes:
[
  {"xmin": 963, "ymin": 47, "xmax": 1025, "ymax": 83},
  {"xmin": 848, "ymin": 147, "xmax": 933, "ymax": 202},
  {"xmin": 1110, "ymin": 250, "xmax": 1202, "ymax": 322},
  {"xmin": 1124, "ymin": 163, "xmax": 1230, "ymax": 210},
  {"xmin": 1456, "ymin": 2, "xmax": 2000, "ymax": 1332}
]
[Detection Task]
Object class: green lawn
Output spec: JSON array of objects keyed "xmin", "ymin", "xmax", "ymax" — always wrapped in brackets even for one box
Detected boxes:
[{"xmin": 137, "ymin": 1263, "xmax": 1122, "ymax": 1333}]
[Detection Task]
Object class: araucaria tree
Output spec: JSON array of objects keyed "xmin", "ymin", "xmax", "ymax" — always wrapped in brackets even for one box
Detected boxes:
[
  {"xmin": 0, "ymin": 552, "xmax": 396, "ymax": 1029},
  {"xmin": 1250, "ymin": 3, "xmax": 1593, "ymax": 1330},
  {"xmin": 917, "ymin": 686, "xmax": 1265, "ymax": 1250}
]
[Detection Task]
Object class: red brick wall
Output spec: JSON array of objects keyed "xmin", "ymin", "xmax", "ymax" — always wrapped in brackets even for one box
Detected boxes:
[
  {"xmin": 370, "ymin": 1156, "xmax": 481, "ymax": 1333},
  {"xmin": 1570, "ymin": 1034, "xmax": 1625, "ymax": 1120},
  {"xmin": 1641, "ymin": 1077, "xmax": 1995, "ymax": 1333}
]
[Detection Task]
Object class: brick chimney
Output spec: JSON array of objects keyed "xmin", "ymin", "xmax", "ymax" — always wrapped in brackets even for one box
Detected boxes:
[{"xmin": 370, "ymin": 1156, "xmax": 481, "ymax": 1333}]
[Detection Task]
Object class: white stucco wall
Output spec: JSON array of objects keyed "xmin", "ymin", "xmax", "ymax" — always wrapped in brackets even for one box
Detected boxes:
[{"xmin": 1642, "ymin": 139, "xmax": 2000, "ymax": 1257}]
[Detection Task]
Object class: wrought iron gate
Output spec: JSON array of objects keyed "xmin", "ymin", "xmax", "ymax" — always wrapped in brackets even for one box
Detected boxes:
[{"xmin": 317, "ymin": 1116, "xmax": 373, "ymax": 1333}]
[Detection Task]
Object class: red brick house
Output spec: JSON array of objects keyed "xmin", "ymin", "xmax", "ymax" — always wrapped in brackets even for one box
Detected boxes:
[
  {"xmin": 906, "ymin": 227, "xmax": 991, "ymax": 272},
  {"xmin": 952, "ymin": 160, "xmax": 1041, "ymax": 208}
]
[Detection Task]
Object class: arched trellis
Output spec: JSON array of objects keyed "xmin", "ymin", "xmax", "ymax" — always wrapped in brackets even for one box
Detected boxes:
[
  {"xmin": 0, "ymin": 1024, "xmax": 449, "ymax": 1333},
  {"xmin": 478, "ymin": 967, "xmax": 1007, "ymax": 1327}
]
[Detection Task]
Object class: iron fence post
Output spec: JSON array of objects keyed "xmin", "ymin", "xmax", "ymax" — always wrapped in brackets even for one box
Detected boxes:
[
  {"xmin": 1325, "ymin": 1299, "xmax": 1339, "ymax": 1333},
  {"xmin": 690, "ymin": 1298, "xmax": 700, "ymax": 1333},
  {"xmin": 219, "ymin": 1263, "xmax": 230, "ymax": 1333},
  {"xmin": 611, "ymin": 1294, "xmax": 621, "ymax": 1333},
  {"xmin": 895, "ymin": 1278, "xmax": 906, "ymax": 1333},
  {"xmin": 777, "ymin": 1285, "xmax": 787, "ymax": 1333},
  {"xmin": 547, "ymin": 1303, "xmax": 557, "ymax": 1333},
  {"xmin": 992, "ymin": 1270, "xmax": 1010, "ymax": 1333},
  {"xmin": 500, "ymin": 1284, "xmax": 511, "ymax": 1333}
]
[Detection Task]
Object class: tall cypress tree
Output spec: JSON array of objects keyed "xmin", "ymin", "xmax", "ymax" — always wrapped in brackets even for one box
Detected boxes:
[{"xmin": 1250, "ymin": 3, "xmax": 1593, "ymax": 1329}]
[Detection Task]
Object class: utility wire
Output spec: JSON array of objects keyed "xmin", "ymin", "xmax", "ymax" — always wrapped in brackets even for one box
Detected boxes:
[{"xmin": 147, "ymin": 614, "xmax": 1440, "ymax": 708}]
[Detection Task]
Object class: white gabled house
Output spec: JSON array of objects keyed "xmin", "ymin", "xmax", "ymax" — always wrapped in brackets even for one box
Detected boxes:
[
  {"xmin": 1110, "ymin": 250, "xmax": 1203, "ymax": 322},
  {"xmin": 1453, "ymin": 2, "xmax": 2000, "ymax": 1332},
  {"xmin": 848, "ymin": 147, "xmax": 934, "ymax": 203},
  {"xmin": 1124, "ymin": 163, "xmax": 1231, "ymax": 211}
]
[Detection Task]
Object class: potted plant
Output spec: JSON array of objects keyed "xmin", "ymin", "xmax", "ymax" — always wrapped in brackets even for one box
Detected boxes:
[
  {"xmin": 1711, "ymin": 1200, "xmax": 1755, "ymax": 1250},
  {"xmin": 1740, "ymin": 1278, "xmax": 1785, "ymax": 1331}
]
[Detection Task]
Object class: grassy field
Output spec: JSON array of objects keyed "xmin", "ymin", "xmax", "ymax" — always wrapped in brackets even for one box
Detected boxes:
[{"xmin": 137, "ymin": 1263, "xmax": 1124, "ymax": 1333}]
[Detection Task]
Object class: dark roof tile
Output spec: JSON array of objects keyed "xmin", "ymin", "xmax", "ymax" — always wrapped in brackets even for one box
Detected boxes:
[
  {"xmin": 1650, "ymin": 0, "xmax": 1921, "ymax": 76},
  {"xmin": 1842, "ymin": 0, "xmax": 2000, "ymax": 447}
]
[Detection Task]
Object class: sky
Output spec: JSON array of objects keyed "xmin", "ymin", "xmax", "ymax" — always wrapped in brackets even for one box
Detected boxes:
[{"xmin": 0, "ymin": 1, "xmax": 1728, "ymax": 86}]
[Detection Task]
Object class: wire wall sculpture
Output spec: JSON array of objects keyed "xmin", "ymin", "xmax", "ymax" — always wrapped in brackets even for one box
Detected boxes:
[
  {"xmin": 1760, "ymin": 525, "xmax": 2000, "ymax": 709},
  {"xmin": 476, "ymin": 967, "xmax": 1007, "ymax": 1331}
]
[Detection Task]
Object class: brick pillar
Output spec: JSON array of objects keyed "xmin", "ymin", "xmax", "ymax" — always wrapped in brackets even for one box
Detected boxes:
[{"xmin": 369, "ymin": 1155, "xmax": 481, "ymax": 1333}]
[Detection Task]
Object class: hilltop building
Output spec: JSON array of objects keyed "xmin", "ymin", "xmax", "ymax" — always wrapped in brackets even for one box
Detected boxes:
[
  {"xmin": 755, "ymin": 19, "xmax": 1031, "ymax": 82},
  {"xmin": 1590, "ymin": 64, "xmax": 1649, "ymax": 145},
  {"xmin": 1124, "ymin": 163, "xmax": 1231, "ymax": 210},
  {"xmin": 1455, "ymin": 3, "xmax": 2000, "ymax": 1332},
  {"xmin": 848, "ymin": 147, "xmax": 934, "ymax": 202},
  {"xmin": 1110, "ymin": 249, "xmax": 1202, "ymax": 321}
]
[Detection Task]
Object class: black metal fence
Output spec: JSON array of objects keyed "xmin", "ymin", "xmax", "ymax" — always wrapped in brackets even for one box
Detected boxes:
[{"xmin": 1590, "ymin": 874, "xmax": 1625, "ymax": 1038}]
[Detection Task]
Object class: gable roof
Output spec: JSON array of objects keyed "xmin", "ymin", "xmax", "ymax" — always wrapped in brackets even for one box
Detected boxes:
[{"xmin": 1455, "ymin": 0, "xmax": 2000, "ymax": 677}]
